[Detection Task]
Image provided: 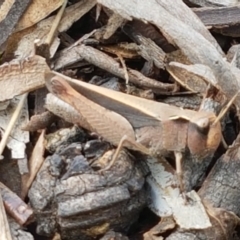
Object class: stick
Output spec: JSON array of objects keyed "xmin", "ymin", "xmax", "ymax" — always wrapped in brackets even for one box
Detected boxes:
[{"xmin": 45, "ymin": 0, "xmax": 68, "ymax": 46}]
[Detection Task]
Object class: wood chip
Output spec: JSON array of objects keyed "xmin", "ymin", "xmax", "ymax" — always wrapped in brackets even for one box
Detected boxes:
[
  {"xmin": 97, "ymin": 0, "xmax": 240, "ymax": 107},
  {"xmin": 167, "ymin": 62, "xmax": 216, "ymax": 93},
  {"xmin": 187, "ymin": 0, "xmax": 239, "ymax": 7},
  {"xmin": 194, "ymin": 5, "xmax": 240, "ymax": 28},
  {"xmin": 145, "ymin": 157, "xmax": 211, "ymax": 229},
  {"xmin": 15, "ymin": 0, "xmax": 65, "ymax": 32},
  {"xmin": 0, "ymin": 0, "xmax": 31, "ymax": 46},
  {"xmin": 0, "ymin": 55, "xmax": 50, "ymax": 102},
  {"xmin": 4, "ymin": 0, "xmax": 96, "ymax": 59}
]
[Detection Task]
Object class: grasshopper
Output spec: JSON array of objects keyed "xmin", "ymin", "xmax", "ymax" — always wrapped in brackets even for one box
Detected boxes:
[{"xmin": 45, "ymin": 71, "xmax": 226, "ymax": 192}]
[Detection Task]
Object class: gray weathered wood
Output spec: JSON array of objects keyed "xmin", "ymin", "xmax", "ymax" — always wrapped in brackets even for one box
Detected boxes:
[
  {"xmin": 155, "ymin": 0, "xmax": 223, "ymax": 54},
  {"xmin": 194, "ymin": 5, "xmax": 240, "ymax": 27},
  {"xmin": 97, "ymin": 0, "xmax": 240, "ymax": 107},
  {"xmin": 186, "ymin": 0, "xmax": 240, "ymax": 7}
]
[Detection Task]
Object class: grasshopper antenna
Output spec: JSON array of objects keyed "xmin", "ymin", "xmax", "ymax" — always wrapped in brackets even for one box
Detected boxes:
[{"xmin": 212, "ymin": 90, "xmax": 240, "ymax": 126}]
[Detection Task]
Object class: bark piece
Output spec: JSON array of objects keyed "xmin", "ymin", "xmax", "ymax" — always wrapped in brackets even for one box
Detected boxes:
[
  {"xmin": 227, "ymin": 44, "xmax": 240, "ymax": 68},
  {"xmin": 0, "ymin": 55, "xmax": 50, "ymax": 102},
  {"xmin": 45, "ymin": 125, "xmax": 86, "ymax": 153},
  {"xmin": 102, "ymin": 12, "xmax": 126, "ymax": 40},
  {"xmin": 45, "ymin": 93, "xmax": 92, "ymax": 131},
  {"xmin": 100, "ymin": 230, "xmax": 129, "ymax": 240},
  {"xmin": 66, "ymin": 44, "xmax": 175, "ymax": 92},
  {"xmin": 162, "ymin": 95, "xmax": 202, "ymax": 110},
  {"xmin": 167, "ymin": 62, "xmax": 216, "ymax": 93},
  {"xmin": 145, "ymin": 157, "xmax": 211, "ymax": 230},
  {"xmin": 0, "ymin": 190, "xmax": 12, "ymax": 240},
  {"xmin": 199, "ymin": 134, "xmax": 240, "ymax": 215},
  {"xmin": 186, "ymin": 0, "xmax": 239, "ymax": 7},
  {"xmin": 52, "ymin": 44, "xmax": 84, "ymax": 70},
  {"xmin": 123, "ymin": 20, "xmax": 176, "ymax": 53},
  {"xmin": 9, "ymin": 217, "xmax": 34, "ymax": 240},
  {"xmin": 33, "ymin": 87, "xmax": 49, "ymax": 114},
  {"xmin": 99, "ymin": 43, "xmax": 140, "ymax": 60},
  {"xmin": 165, "ymin": 128, "xmax": 240, "ymax": 238},
  {"xmin": 0, "ymin": 1, "xmax": 15, "ymax": 21},
  {"xmin": 135, "ymin": 35, "xmax": 166, "ymax": 70},
  {"xmin": 4, "ymin": 0, "xmax": 96, "ymax": 59},
  {"xmin": 0, "ymin": 101, "xmax": 10, "ymax": 111},
  {"xmin": 15, "ymin": 0, "xmax": 64, "ymax": 32},
  {"xmin": 0, "ymin": 0, "xmax": 31, "ymax": 47},
  {"xmin": 97, "ymin": 0, "xmax": 240, "ymax": 107},
  {"xmin": 154, "ymin": 0, "xmax": 223, "ymax": 54},
  {"xmin": 0, "ymin": 182, "xmax": 34, "ymax": 226},
  {"xmin": 29, "ymin": 148, "xmax": 146, "ymax": 238},
  {"xmin": 143, "ymin": 216, "xmax": 175, "ymax": 238},
  {"xmin": 22, "ymin": 111, "xmax": 57, "ymax": 132},
  {"xmin": 194, "ymin": 5, "xmax": 240, "ymax": 28}
]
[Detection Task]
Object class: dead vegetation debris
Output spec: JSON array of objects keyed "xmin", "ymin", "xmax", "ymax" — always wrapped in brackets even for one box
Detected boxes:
[{"xmin": 1, "ymin": 0, "xmax": 240, "ymax": 239}]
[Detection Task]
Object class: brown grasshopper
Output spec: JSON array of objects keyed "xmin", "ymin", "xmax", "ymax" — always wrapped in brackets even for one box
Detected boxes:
[{"xmin": 45, "ymin": 71, "xmax": 225, "ymax": 192}]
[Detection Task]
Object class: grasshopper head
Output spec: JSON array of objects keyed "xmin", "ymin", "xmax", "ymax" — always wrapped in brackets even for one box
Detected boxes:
[{"xmin": 187, "ymin": 112, "xmax": 221, "ymax": 158}]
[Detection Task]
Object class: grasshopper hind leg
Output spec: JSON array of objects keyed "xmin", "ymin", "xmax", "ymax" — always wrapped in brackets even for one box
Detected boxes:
[
  {"xmin": 98, "ymin": 135, "xmax": 150, "ymax": 172},
  {"xmin": 174, "ymin": 152, "xmax": 187, "ymax": 201}
]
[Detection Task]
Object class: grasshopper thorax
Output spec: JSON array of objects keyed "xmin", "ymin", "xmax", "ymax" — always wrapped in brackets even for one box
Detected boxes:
[{"xmin": 187, "ymin": 112, "xmax": 222, "ymax": 158}]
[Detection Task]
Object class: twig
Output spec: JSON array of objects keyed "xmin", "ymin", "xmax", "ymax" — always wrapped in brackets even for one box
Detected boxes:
[
  {"xmin": 45, "ymin": 0, "xmax": 68, "ymax": 46},
  {"xmin": 117, "ymin": 54, "xmax": 130, "ymax": 92}
]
